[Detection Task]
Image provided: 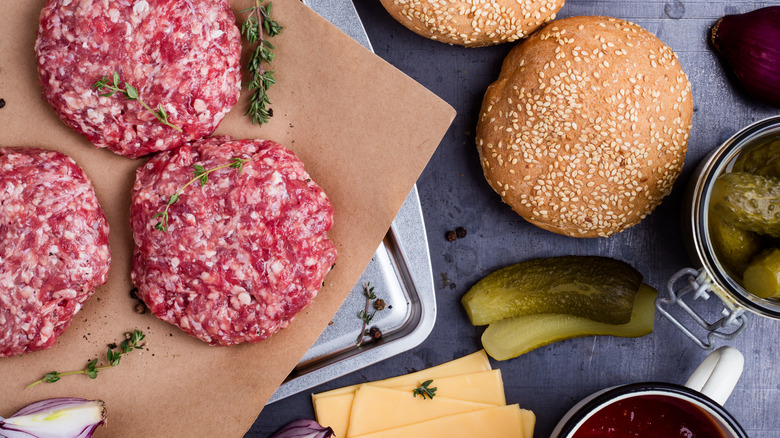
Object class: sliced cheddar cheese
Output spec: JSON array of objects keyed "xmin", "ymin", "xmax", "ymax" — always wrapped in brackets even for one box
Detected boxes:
[
  {"xmin": 313, "ymin": 392, "xmax": 353, "ymax": 438},
  {"xmin": 314, "ymin": 369, "xmax": 503, "ymax": 436},
  {"xmin": 350, "ymin": 404, "xmax": 528, "ymax": 438},
  {"xmin": 347, "ymin": 385, "xmax": 494, "ymax": 437},
  {"xmin": 521, "ymin": 409, "xmax": 536, "ymax": 438},
  {"xmin": 396, "ymin": 369, "xmax": 506, "ymax": 406},
  {"xmin": 312, "ymin": 350, "xmax": 491, "ymax": 400}
]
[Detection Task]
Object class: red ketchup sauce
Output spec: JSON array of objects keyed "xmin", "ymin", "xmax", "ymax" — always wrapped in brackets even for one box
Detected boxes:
[{"xmin": 572, "ymin": 394, "xmax": 726, "ymax": 437}]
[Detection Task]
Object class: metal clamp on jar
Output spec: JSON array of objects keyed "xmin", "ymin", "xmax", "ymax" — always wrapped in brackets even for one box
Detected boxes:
[{"xmin": 656, "ymin": 115, "xmax": 780, "ymax": 349}]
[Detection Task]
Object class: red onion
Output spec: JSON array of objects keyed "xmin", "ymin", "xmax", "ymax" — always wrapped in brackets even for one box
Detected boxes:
[
  {"xmin": 0, "ymin": 398, "xmax": 105, "ymax": 438},
  {"xmin": 711, "ymin": 6, "xmax": 780, "ymax": 108},
  {"xmin": 270, "ymin": 419, "xmax": 334, "ymax": 438}
]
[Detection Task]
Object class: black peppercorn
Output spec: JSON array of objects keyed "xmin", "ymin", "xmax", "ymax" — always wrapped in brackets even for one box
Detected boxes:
[
  {"xmin": 368, "ymin": 327, "xmax": 382, "ymax": 340},
  {"xmin": 373, "ymin": 298, "xmax": 386, "ymax": 311},
  {"xmin": 445, "ymin": 230, "xmax": 457, "ymax": 241},
  {"xmin": 455, "ymin": 226, "xmax": 467, "ymax": 238},
  {"xmin": 0, "ymin": 98, "xmax": 6, "ymax": 109}
]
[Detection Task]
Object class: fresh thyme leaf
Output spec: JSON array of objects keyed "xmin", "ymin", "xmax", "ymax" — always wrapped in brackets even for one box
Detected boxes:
[
  {"xmin": 155, "ymin": 104, "xmax": 169, "ymax": 123},
  {"xmin": 356, "ymin": 282, "xmax": 381, "ymax": 347},
  {"xmin": 412, "ymin": 380, "xmax": 437, "ymax": 400},
  {"xmin": 85, "ymin": 359, "xmax": 99, "ymax": 379},
  {"xmin": 26, "ymin": 330, "xmax": 146, "ymax": 389},
  {"xmin": 364, "ymin": 285, "xmax": 376, "ymax": 300},
  {"xmin": 125, "ymin": 83, "xmax": 139, "ymax": 100},
  {"xmin": 92, "ymin": 71, "xmax": 182, "ymax": 132},
  {"xmin": 107, "ymin": 348, "xmax": 120, "ymax": 367},
  {"xmin": 358, "ymin": 309, "xmax": 375, "ymax": 324},
  {"xmin": 154, "ymin": 220, "xmax": 168, "ymax": 233},
  {"xmin": 152, "ymin": 158, "xmax": 250, "ymax": 232},
  {"xmin": 242, "ymin": 16, "xmax": 259, "ymax": 44},
  {"xmin": 43, "ymin": 372, "xmax": 60, "ymax": 384},
  {"xmin": 229, "ymin": 157, "xmax": 247, "ymax": 174},
  {"xmin": 241, "ymin": 1, "xmax": 282, "ymax": 125}
]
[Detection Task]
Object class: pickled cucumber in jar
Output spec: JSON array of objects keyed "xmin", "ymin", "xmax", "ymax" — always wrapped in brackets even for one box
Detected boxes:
[
  {"xmin": 743, "ymin": 249, "xmax": 780, "ymax": 299},
  {"xmin": 733, "ymin": 139, "xmax": 780, "ymax": 178},
  {"xmin": 708, "ymin": 213, "xmax": 763, "ymax": 277},
  {"xmin": 711, "ymin": 172, "xmax": 780, "ymax": 238}
]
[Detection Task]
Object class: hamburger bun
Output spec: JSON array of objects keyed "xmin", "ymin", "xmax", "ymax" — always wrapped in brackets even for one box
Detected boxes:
[
  {"xmin": 379, "ymin": 0, "xmax": 566, "ymax": 47},
  {"xmin": 476, "ymin": 16, "xmax": 693, "ymax": 237}
]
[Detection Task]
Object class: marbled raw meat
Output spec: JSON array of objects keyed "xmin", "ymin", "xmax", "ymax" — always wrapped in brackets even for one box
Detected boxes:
[
  {"xmin": 130, "ymin": 137, "xmax": 337, "ymax": 346},
  {"xmin": 35, "ymin": 0, "xmax": 242, "ymax": 158},
  {"xmin": 0, "ymin": 147, "xmax": 110, "ymax": 358}
]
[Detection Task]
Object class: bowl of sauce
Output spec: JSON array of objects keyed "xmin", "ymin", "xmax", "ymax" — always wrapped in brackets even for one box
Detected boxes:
[{"xmin": 552, "ymin": 346, "xmax": 747, "ymax": 438}]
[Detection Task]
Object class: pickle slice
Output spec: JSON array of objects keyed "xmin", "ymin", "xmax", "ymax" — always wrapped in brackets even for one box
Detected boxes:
[
  {"xmin": 481, "ymin": 284, "xmax": 656, "ymax": 361},
  {"xmin": 461, "ymin": 256, "xmax": 642, "ymax": 326},
  {"xmin": 743, "ymin": 249, "xmax": 780, "ymax": 299},
  {"xmin": 733, "ymin": 139, "xmax": 780, "ymax": 178},
  {"xmin": 711, "ymin": 172, "xmax": 780, "ymax": 238},
  {"xmin": 708, "ymin": 212, "xmax": 763, "ymax": 277}
]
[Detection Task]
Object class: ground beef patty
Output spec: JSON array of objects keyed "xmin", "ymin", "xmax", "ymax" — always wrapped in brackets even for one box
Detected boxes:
[
  {"xmin": 130, "ymin": 137, "xmax": 337, "ymax": 346},
  {"xmin": 0, "ymin": 148, "xmax": 110, "ymax": 358},
  {"xmin": 35, "ymin": 0, "xmax": 242, "ymax": 159}
]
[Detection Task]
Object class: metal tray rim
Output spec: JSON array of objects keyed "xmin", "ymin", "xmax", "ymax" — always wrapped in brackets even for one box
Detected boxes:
[{"xmin": 268, "ymin": 183, "xmax": 436, "ymax": 402}]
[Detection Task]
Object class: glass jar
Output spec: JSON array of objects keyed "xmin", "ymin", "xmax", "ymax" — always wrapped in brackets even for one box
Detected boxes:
[{"xmin": 656, "ymin": 115, "xmax": 780, "ymax": 349}]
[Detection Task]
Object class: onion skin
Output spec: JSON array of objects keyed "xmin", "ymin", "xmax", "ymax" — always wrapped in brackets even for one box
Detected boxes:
[
  {"xmin": 711, "ymin": 6, "xmax": 780, "ymax": 108},
  {"xmin": 270, "ymin": 419, "xmax": 335, "ymax": 438}
]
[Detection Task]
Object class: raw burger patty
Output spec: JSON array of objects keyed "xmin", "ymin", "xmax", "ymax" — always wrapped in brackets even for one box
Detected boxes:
[
  {"xmin": 35, "ymin": 0, "xmax": 242, "ymax": 159},
  {"xmin": 0, "ymin": 148, "xmax": 110, "ymax": 358},
  {"xmin": 130, "ymin": 137, "xmax": 337, "ymax": 345}
]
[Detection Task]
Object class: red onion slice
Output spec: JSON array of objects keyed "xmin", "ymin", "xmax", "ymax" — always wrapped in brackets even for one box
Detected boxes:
[
  {"xmin": 270, "ymin": 419, "xmax": 335, "ymax": 438},
  {"xmin": 0, "ymin": 398, "xmax": 105, "ymax": 438}
]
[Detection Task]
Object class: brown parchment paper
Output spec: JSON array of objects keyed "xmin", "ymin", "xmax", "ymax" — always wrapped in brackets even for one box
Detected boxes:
[{"xmin": 0, "ymin": 1, "xmax": 455, "ymax": 436}]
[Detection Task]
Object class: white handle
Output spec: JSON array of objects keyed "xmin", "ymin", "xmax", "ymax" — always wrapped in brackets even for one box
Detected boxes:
[{"xmin": 684, "ymin": 346, "xmax": 744, "ymax": 405}]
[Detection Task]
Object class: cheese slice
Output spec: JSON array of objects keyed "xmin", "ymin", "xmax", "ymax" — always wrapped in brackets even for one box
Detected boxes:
[
  {"xmin": 393, "ymin": 369, "xmax": 506, "ymax": 406},
  {"xmin": 521, "ymin": 409, "xmax": 536, "ymax": 438},
  {"xmin": 313, "ymin": 392, "xmax": 353, "ymax": 438},
  {"xmin": 346, "ymin": 385, "xmax": 494, "ymax": 437},
  {"xmin": 350, "ymin": 404, "xmax": 527, "ymax": 438},
  {"xmin": 312, "ymin": 350, "xmax": 491, "ymax": 400},
  {"xmin": 313, "ymin": 369, "xmax": 503, "ymax": 436}
]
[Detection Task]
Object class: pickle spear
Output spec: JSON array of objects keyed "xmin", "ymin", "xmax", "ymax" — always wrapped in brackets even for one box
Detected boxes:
[
  {"xmin": 708, "ymin": 212, "xmax": 763, "ymax": 277},
  {"xmin": 743, "ymin": 249, "xmax": 780, "ymax": 299},
  {"xmin": 461, "ymin": 256, "xmax": 642, "ymax": 326},
  {"xmin": 733, "ymin": 140, "xmax": 780, "ymax": 178},
  {"xmin": 481, "ymin": 284, "xmax": 657, "ymax": 361},
  {"xmin": 711, "ymin": 172, "xmax": 780, "ymax": 238}
]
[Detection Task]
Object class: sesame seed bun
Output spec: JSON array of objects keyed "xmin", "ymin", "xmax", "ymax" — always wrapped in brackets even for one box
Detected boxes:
[
  {"xmin": 379, "ymin": 0, "xmax": 566, "ymax": 47},
  {"xmin": 476, "ymin": 16, "xmax": 693, "ymax": 238}
]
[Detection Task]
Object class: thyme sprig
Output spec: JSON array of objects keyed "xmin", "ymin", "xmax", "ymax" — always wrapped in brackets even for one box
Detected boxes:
[
  {"xmin": 241, "ymin": 1, "xmax": 282, "ymax": 125},
  {"xmin": 93, "ymin": 72, "xmax": 182, "ymax": 132},
  {"xmin": 412, "ymin": 380, "xmax": 437, "ymax": 400},
  {"xmin": 27, "ymin": 330, "xmax": 146, "ymax": 389},
  {"xmin": 356, "ymin": 282, "xmax": 377, "ymax": 346},
  {"xmin": 153, "ymin": 157, "xmax": 249, "ymax": 232}
]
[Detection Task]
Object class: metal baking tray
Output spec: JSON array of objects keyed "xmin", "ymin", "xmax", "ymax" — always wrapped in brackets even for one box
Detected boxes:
[{"xmin": 268, "ymin": 1, "xmax": 437, "ymax": 403}]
